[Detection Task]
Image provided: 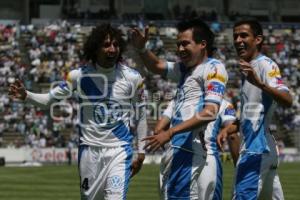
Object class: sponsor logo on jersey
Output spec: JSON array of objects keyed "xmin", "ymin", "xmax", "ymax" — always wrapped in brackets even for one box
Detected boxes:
[
  {"xmin": 207, "ymin": 67, "xmax": 226, "ymax": 83},
  {"xmin": 107, "ymin": 175, "xmax": 123, "ymax": 189},
  {"xmin": 268, "ymin": 65, "xmax": 281, "ymax": 78},
  {"xmin": 224, "ymin": 105, "xmax": 236, "ymax": 116},
  {"xmin": 276, "ymin": 77, "xmax": 284, "ymax": 85},
  {"xmin": 206, "ymin": 81, "xmax": 225, "ymax": 95},
  {"xmin": 207, "ymin": 73, "xmax": 226, "ymax": 83}
]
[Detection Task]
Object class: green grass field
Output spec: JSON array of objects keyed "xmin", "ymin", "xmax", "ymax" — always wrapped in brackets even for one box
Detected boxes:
[{"xmin": 0, "ymin": 162, "xmax": 299, "ymax": 200}]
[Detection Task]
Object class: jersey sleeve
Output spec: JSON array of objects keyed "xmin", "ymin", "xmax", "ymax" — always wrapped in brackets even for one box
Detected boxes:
[
  {"xmin": 262, "ymin": 61, "xmax": 289, "ymax": 92},
  {"xmin": 26, "ymin": 69, "xmax": 78, "ymax": 109},
  {"xmin": 162, "ymin": 100, "xmax": 175, "ymax": 119},
  {"xmin": 203, "ymin": 61, "xmax": 228, "ymax": 105},
  {"xmin": 220, "ymin": 102, "xmax": 236, "ymax": 126},
  {"xmin": 132, "ymin": 75, "xmax": 147, "ymax": 154}
]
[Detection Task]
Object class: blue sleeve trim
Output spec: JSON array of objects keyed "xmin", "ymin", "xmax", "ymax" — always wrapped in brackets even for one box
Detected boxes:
[{"xmin": 205, "ymin": 99, "xmax": 221, "ymax": 105}]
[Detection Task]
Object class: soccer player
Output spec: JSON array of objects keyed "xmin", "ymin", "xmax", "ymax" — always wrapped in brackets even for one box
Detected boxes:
[
  {"xmin": 197, "ymin": 99, "xmax": 237, "ymax": 200},
  {"xmin": 131, "ymin": 18, "xmax": 228, "ymax": 199},
  {"xmin": 232, "ymin": 20, "xmax": 292, "ymax": 200},
  {"xmin": 9, "ymin": 23, "xmax": 147, "ymax": 200},
  {"xmin": 159, "ymin": 99, "xmax": 238, "ymax": 200}
]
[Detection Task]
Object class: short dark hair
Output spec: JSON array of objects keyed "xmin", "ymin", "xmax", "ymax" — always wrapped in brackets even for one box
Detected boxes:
[
  {"xmin": 234, "ymin": 20, "xmax": 264, "ymax": 50},
  {"xmin": 176, "ymin": 18, "xmax": 215, "ymax": 56},
  {"xmin": 83, "ymin": 23, "xmax": 126, "ymax": 64}
]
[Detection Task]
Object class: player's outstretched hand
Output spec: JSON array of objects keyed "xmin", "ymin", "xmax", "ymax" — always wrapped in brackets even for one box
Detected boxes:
[
  {"xmin": 217, "ymin": 129, "xmax": 228, "ymax": 152},
  {"xmin": 239, "ymin": 59, "xmax": 263, "ymax": 88},
  {"xmin": 8, "ymin": 79, "xmax": 27, "ymax": 100},
  {"xmin": 142, "ymin": 130, "xmax": 172, "ymax": 153},
  {"xmin": 131, "ymin": 153, "xmax": 145, "ymax": 178},
  {"xmin": 129, "ymin": 26, "xmax": 149, "ymax": 51}
]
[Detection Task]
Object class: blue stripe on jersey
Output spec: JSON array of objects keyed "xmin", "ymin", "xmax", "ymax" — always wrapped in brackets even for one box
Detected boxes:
[
  {"xmin": 213, "ymin": 154, "xmax": 223, "ymax": 200},
  {"xmin": 235, "ymin": 154, "xmax": 262, "ymax": 200},
  {"xmin": 112, "ymin": 122, "xmax": 133, "ymax": 143},
  {"xmin": 77, "ymin": 145, "xmax": 88, "ymax": 168},
  {"xmin": 242, "ymin": 92, "xmax": 273, "ymax": 153},
  {"xmin": 167, "ymin": 148, "xmax": 193, "ymax": 199},
  {"xmin": 58, "ymin": 81, "xmax": 68, "ymax": 89},
  {"xmin": 78, "ymin": 92, "xmax": 83, "ymax": 145},
  {"xmin": 196, "ymin": 92, "xmax": 204, "ymax": 112},
  {"xmin": 210, "ymin": 117, "xmax": 222, "ymax": 153},
  {"xmin": 122, "ymin": 145, "xmax": 133, "ymax": 200},
  {"xmin": 253, "ymin": 54, "xmax": 264, "ymax": 62},
  {"xmin": 80, "ymin": 76, "xmax": 103, "ymax": 103},
  {"xmin": 205, "ymin": 99, "xmax": 222, "ymax": 105},
  {"xmin": 78, "ymin": 96, "xmax": 83, "ymax": 144},
  {"xmin": 81, "ymin": 65, "xmax": 95, "ymax": 74},
  {"xmin": 209, "ymin": 59, "xmax": 221, "ymax": 66},
  {"xmin": 178, "ymin": 63, "xmax": 187, "ymax": 87},
  {"xmin": 241, "ymin": 120, "xmax": 268, "ymax": 153},
  {"xmin": 171, "ymin": 111, "xmax": 193, "ymax": 151}
]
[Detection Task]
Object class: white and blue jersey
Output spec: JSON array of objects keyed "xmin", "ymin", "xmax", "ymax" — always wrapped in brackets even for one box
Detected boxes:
[
  {"xmin": 46, "ymin": 63, "xmax": 147, "ymax": 151},
  {"xmin": 198, "ymin": 100, "xmax": 236, "ymax": 200},
  {"xmin": 204, "ymin": 100, "xmax": 236, "ymax": 155},
  {"xmin": 233, "ymin": 54, "xmax": 288, "ymax": 200},
  {"xmin": 239, "ymin": 54, "xmax": 289, "ymax": 154},
  {"xmin": 26, "ymin": 62, "xmax": 147, "ymax": 200},
  {"xmin": 164, "ymin": 99, "xmax": 236, "ymax": 200},
  {"xmin": 165, "ymin": 58, "xmax": 228, "ymax": 153},
  {"xmin": 159, "ymin": 58, "xmax": 228, "ymax": 200}
]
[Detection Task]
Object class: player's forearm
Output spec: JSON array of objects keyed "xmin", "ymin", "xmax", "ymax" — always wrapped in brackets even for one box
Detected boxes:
[
  {"xmin": 168, "ymin": 105, "xmax": 218, "ymax": 137},
  {"xmin": 227, "ymin": 133, "xmax": 240, "ymax": 166},
  {"xmin": 138, "ymin": 50, "xmax": 166, "ymax": 75},
  {"xmin": 136, "ymin": 107, "xmax": 147, "ymax": 153},
  {"xmin": 154, "ymin": 116, "xmax": 170, "ymax": 133},
  {"xmin": 259, "ymin": 83, "xmax": 293, "ymax": 107},
  {"xmin": 26, "ymin": 91, "xmax": 53, "ymax": 109},
  {"xmin": 225, "ymin": 124, "xmax": 238, "ymax": 136}
]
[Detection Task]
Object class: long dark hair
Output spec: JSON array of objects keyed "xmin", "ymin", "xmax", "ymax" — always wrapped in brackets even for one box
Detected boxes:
[{"xmin": 83, "ymin": 23, "xmax": 126, "ymax": 64}]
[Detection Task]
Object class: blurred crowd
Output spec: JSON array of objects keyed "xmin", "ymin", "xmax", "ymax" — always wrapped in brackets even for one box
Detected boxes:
[{"xmin": 1, "ymin": 20, "xmax": 300, "ymax": 149}]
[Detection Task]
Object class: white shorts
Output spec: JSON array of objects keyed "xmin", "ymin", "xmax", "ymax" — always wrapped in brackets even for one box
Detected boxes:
[
  {"xmin": 159, "ymin": 147, "xmax": 206, "ymax": 200},
  {"xmin": 233, "ymin": 150, "xmax": 284, "ymax": 200},
  {"xmin": 197, "ymin": 154, "xmax": 222, "ymax": 200},
  {"xmin": 78, "ymin": 145, "xmax": 133, "ymax": 200}
]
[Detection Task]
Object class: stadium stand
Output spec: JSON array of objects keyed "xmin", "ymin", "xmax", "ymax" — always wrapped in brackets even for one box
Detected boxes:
[{"xmin": 0, "ymin": 18, "xmax": 300, "ymax": 158}]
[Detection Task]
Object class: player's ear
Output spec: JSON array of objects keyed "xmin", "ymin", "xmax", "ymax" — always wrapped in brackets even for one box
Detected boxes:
[
  {"xmin": 199, "ymin": 40, "xmax": 207, "ymax": 50},
  {"xmin": 255, "ymin": 35, "xmax": 263, "ymax": 47}
]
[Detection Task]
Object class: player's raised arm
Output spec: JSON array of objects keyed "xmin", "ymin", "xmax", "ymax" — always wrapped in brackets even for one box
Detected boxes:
[
  {"xmin": 9, "ymin": 70, "xmax": 75, "ymax": 110},
  {"xmin": 9, "ymin": 79, "xmax": 54, "ymax": 109},
  {"xmin": 8, "ymin": 79, "xmax": 27, "ymax": 100},
  {"xmin": 130, "ymin": 27, "xmax": 166, "ymax": 75}
]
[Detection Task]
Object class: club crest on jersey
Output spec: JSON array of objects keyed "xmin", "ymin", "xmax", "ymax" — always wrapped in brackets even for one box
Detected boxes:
[
  {"xmin": 207, "ymin": 81, "xmax": 225, "ymax": 96},
  {"xmin": 93, "ymin": 100, "xmax": 123, "ymax": 126}
]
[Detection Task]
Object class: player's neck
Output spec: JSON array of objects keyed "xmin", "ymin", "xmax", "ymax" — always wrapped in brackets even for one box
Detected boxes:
[{"xmin": 96, "ymin": 63, "xmax": 116, "ymax": 73}]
